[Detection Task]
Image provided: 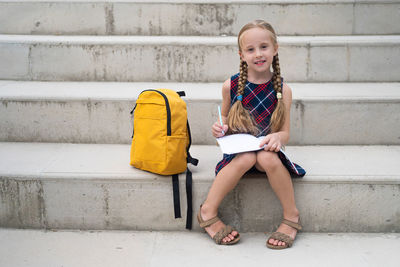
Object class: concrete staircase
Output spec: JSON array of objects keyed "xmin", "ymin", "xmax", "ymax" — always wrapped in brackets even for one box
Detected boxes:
[{"xmin": 1, "ymin": 0, "xmax": 400, "ymax": 239}]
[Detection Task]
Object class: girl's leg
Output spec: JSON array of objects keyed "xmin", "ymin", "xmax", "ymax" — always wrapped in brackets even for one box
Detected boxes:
[
  {"xmin": 201, "ymin": 152, "xmax": 256, "ymax": 243},
  {"xmin": 255, "ymin": 150, "xmax": 300, "ymax": 247}
]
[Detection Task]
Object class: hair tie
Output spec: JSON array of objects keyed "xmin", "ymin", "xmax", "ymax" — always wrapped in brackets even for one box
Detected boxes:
[
  {"xmin": 277, "ymin": 92, "xmax": 282, "ymax": 99},
  {"xmin": 237, "ymin": 95, "xmax": 243, "ymax": 101}
]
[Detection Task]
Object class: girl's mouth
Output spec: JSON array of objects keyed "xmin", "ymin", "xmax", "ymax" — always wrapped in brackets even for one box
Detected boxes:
[{"xmin": 255, "ymin": 60, "xmax": 266, "ymax": 66}]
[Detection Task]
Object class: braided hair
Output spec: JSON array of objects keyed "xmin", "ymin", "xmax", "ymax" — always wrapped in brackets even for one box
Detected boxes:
[
  {"xmin": 270, "ymin": 53, "xmax": 285, "ymax": 132},
  {"xmin": 227, "ymin": 20, "xmax": 286, "ymax": 135},
  {"xmin": 226, "ymin": 59, "xmax": 259, "ymax": 135}
]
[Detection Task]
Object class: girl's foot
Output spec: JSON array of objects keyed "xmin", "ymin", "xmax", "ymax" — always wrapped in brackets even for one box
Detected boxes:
[
  {"xmin": 200, "ymin": 205, "xmax": 239, "ymax": 244},
  {"xmin": 267, "ymin": 215, "xmax": 300, "ymax": 247}
]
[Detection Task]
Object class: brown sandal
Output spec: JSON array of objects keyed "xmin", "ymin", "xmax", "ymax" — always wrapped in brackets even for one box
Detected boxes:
[
  {"xmin": 197, "ymin": 206, "xmax": 240, "ymax": 245},
  {"xmin": 266, "ymin": 218, "xmax": 302, "ymax": 249}
]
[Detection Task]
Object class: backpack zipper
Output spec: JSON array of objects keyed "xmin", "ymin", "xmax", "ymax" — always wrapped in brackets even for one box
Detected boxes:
[{"xmin": 133, "ymin": 89, "xmax": 171, "ymax": 136}]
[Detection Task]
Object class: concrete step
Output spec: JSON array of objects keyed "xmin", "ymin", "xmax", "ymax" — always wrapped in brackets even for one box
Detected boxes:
[
  {"xmin": 1, "ymin": 229, "xmax": 399, "ymax": 267},
  {"xmin": 1, "ymin": 80, "xmax": 399, "ymax": 145},
  {"xmin": 1, "ymin": 0, "xmax": 399, "ymax": 36},
  {"xmin": 1, "ymin": 34, "xmax": 399, "ymax": 82},
  {"xmin": 1, "ymin": 142, "xmax": 399, "ymax": 232}
]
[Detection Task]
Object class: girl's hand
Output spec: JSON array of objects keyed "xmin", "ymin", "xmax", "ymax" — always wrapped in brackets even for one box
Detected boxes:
[
  {"xmin": 259, "ymin": 133, "xmax": 282, "ymax": 152},
  {"xmin": 212, "ymin": 121, "xmax": 229, "ymax": 138}
]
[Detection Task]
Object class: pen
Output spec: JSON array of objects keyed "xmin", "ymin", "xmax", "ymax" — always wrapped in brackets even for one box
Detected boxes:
[{"xmin": 218, "ymin": 105, "xmax": 225, "ymax": 135}]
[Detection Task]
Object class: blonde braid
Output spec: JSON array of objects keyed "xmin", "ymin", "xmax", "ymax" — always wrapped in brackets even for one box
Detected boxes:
[
  {"xmin": 237, "ymin": 59, "xmax": 248, "ymax": 96},
  {"xmin": 226, "ymin": 59, "xmax": 259, "ymax": 135},
  {"xmin": 269, "ymin": 53, "xmax": 286, "ymax": 132},
  {"xmin": 272, "ymin": 55, "xmax": 281, "ymax": 95}
]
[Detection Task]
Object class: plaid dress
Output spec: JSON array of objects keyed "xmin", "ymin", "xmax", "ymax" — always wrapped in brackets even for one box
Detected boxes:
[{"xmin": 215, "ymin": 73, "xmax": 306, "ymax": 177}]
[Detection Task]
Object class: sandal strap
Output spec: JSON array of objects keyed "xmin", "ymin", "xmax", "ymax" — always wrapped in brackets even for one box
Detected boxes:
[
  {"xmin": 213, "ymin": 225, "xmax": 234, "ymax": 244},
  {"xmin": 282, "ymin": 218, "xmax": 302, "ymax": 231},
  {"xmin": 269, "ymin": 232, "xmax": 294, "ymax": 247},
  {"xmin": 199, "ymin": 216, "xmax": 220, "ymax": 228}
]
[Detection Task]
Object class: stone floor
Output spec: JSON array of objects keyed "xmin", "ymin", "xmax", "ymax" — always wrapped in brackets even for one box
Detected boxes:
[{"xmin": 1, "ymin": 229, "xmax": 399, "ymax": 267}]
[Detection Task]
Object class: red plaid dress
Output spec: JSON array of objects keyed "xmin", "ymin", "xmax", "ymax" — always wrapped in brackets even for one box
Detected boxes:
[{"xmin": 215, "ymin": 73, "xmax": 305, "ymax": 177}]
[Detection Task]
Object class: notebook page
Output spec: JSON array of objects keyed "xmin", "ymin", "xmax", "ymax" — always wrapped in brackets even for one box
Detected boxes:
[{"xmin": 216, "ymin": 134, "xmax": 266, "ymax": 154}]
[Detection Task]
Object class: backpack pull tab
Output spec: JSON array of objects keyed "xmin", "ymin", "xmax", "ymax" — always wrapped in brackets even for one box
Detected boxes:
[{"xmin": 177, "ymin": 91, "xmax": 185, "ymax": 97}]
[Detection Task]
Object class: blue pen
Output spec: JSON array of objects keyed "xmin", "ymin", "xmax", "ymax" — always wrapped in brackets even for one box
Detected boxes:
[{"xmin": 218, "ymin": 105, "xmax": 225, "ymax": 135}]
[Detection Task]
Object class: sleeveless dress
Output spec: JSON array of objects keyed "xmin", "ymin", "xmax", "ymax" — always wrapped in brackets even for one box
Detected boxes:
[{"xmin": 215, "ymin": 73, "xmax": 306, "ymax": 178}]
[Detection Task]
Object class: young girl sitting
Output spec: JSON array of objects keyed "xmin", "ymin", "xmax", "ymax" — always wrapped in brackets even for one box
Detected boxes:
[{"xmin": 197, "ymin": 20, "xmax": 306, "ymax": 249}]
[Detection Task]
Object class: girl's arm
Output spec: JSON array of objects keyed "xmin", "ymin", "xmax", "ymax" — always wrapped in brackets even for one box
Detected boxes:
[
  {"xmin": 212, "ymin": 79, "xmax": 231, "ymax": 137},
  {"xmin": 260, "ymin": 82, "xmax": 292, "ymax": 151},
  {"xmin": 221, "ymin": 79, "xmax": 231, "ymax": 121}
]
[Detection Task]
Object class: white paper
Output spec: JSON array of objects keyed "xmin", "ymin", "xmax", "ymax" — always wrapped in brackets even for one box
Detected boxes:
[
  {"xmin": 216, "ymin": 134, "xmax": 265, "ymax": 154},
  {"xmin": 216, "ymin": 133, "xmax": 300, "ymax": 175}
]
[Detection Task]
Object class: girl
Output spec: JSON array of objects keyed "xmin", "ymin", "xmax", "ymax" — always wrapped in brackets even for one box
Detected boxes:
[{"xmin": 197, "ymin": 20, "xmax": 306, "ymax": 249}]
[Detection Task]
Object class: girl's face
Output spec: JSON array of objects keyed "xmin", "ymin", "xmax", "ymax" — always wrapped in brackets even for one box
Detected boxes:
[{"xmin": 239, "ymin": 27, "xmax": 278, "ymax": 74}]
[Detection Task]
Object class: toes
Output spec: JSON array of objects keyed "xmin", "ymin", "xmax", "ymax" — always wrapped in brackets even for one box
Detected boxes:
[
  {"xmin": 222, "ymin": 232, "xmax": 238, "ymax": 244},
  {"xmin": 223, "ymin": 236, "xmax": 231, "ymax": 243},
  {"xmin": 268, "ymin": 238, "xmax": 287, "ymax": 247},
  {"xmin": 223, "ymin": 237, "xmax": 230, "ymax": 243}
]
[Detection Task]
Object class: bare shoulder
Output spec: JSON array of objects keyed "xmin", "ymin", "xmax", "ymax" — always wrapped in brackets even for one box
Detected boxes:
[
  {"xmin": 222, "ymin": 78, "xmax": 231, "ymax": 94},
  {"xmin": 282, "ymin": 82, "xmax": 292, "ymax": 96},
  {"xmin": 282, "ymin": 82, "xmax": 293, "ymax": 108},
  {"xmin": 221, "ymin": 78, "xmax": 231, "ymax": 100},
  {"xmin": 221, "ymin": 78, "xmax": 231, "ymax": 115}
]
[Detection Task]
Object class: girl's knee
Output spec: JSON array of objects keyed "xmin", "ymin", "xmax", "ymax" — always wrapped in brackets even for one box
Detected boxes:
[
  {"xmin": 234, "ymin": 152, "xmax": 257, "ymax": 169},
  {"xmin": 256, "ymin": 151, "xmax": 281, "ymax": 172}
]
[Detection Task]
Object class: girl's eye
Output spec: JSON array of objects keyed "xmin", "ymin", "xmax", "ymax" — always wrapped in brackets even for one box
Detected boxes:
[
  {"xmin": 262, "ymin": 45, "xmax": 268, "ymax": 49},
  {"xmin": 247, "ymin": 48, "xmax": 254, "ymax": 52}
]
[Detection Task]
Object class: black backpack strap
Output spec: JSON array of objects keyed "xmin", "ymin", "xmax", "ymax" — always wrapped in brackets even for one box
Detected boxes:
[
  {"xmin": 173, "ymin": 90, "xmax": 196, "ymax": 229},
  {"xmin": 130, "ymin": 103, "xmax": 137, "ymax": 138},
  {"xmin": 171, "ymin": 171, "xmax": 193, "ymax": 230},
  {"xmin": 187, "ymin": 152, "xmax": 198, "ymax": 166},
  {"xmin": 130, "ymin": 104, "xmax": 137, "ymax": 115},
  {"xmin": 172, "ymin": 174, "xmax": 181, "ymax": 219},
  {"xmin": 186, "ymin": 120, "xmax": 199, "ymax": 166},
  {"xmin": 184, "ymin": 117, "xmax": 197, "ymax": 229},
  {"xmin": 185, "ymin": 168, "xmax": 193, "ymax": 230}
]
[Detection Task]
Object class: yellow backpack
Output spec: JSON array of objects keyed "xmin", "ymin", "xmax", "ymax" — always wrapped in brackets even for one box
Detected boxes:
[{"xmin": 130, "ymin": 89, "xmax": 198, "ymax": 229}]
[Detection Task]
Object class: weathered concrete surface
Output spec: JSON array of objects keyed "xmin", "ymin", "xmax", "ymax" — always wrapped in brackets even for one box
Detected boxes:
[
  {"xmin": 0, "ymin": 1, "xmax": 106, "ymax": 35},
  {"xmin": 0, "ymin": 35, "xmax": 399, "ymax": 82},
  {"xmin": 1, "ymin": 229, "xmax": 400, "ymax": 267},
  {"xmin": 0, "ymin": 43, "xmax": 30, "ymax": 79},
  {"xmin": 0, "ymin": 143, "xmax": 399, "ymax": 232},
  {"xmin": 0, "ymin": 179, "xmax": 46, "ymax": 228},
  {"xmin": 1, "ymin": 81, "xmax": 400, "ymax": 145},
  {"xmin": 1, "ymin": 1, "xmax": 399, "ymax": 36}
]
